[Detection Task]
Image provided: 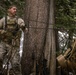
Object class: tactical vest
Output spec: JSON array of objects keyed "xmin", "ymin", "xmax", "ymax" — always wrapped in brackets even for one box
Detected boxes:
[
  {"xmin": 3, "ymin": 16, "xmax": 20, "ymax": 44},
  {"xmin": 6, "ymin": 17, "xmax": 19, "ymax": 34}
]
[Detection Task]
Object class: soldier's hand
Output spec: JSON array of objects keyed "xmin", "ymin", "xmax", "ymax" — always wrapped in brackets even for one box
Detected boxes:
[{"xmin": 1, "ymin": 30, "xmax": 7, "ymax": 34}]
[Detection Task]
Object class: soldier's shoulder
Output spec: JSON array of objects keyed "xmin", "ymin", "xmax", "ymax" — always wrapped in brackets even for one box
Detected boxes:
[
  {"xmin": 1, "ymin": 16, "xmax": 5, "ymax": 19},
  {"xmin": 17, "ymin": 18, "xmax": 24, "ymax": 23},
  {"xmin": 0, "ymin": 16, "xmax": 5, "ymax": 22},
  {"xmin": 18, "ymin": 18, "xmax": 24, "ymax": 21}
]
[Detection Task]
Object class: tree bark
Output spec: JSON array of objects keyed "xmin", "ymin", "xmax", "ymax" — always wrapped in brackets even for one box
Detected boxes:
[
  {"xmin": 21, "ymin": 0, "xmax": 56, "ymax": 75},
  {"xmin": 21, "ymin": 0, "xmax": 49, "ymax": 75},
  {"xmin": 44, "ymin": 0, "xmax": 56, "ymax": 75}
]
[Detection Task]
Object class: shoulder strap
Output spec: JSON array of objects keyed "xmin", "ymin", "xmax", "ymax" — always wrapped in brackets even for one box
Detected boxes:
[
  {"xmin": 16, "ymin": 16, "xmax": 20, "ymax": 29},
  {"xmin": 3, "ymin": 15, "xmax": 7, "ymax": 30}
]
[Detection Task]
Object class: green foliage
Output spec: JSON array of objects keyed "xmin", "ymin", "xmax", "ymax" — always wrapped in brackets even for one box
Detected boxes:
[
  {"xmin": 55, "ymin": 0, "xmax": 76, "ymax": 30},
  {"xmin": 55, "ymin": 0, "xmax": 76, "ymax": 53},
  {"xmin": 0, "ymin": 0, "xmax": 25, "ymax": 18}
]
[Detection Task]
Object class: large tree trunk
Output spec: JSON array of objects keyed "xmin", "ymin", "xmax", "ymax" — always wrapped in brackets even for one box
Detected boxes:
[
  {"xmin": 21, "ymin": 0, "xmax": 56, "ymax": 75},
  {"xmin": 44, "ymin": 0, "xmax": 56, "ymax": 75},
  {"xmin": 21, "ymin": 0, "xmax": 49, "ymax": 75}
]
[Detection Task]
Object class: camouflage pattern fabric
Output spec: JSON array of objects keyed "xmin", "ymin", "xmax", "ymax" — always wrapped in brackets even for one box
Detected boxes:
[{"xmin": 0, "ymin": 15, "xmax": 25, "ymax": 75}]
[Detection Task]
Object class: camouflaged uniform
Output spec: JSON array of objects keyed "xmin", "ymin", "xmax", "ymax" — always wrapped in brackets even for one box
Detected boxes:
[{"xmin": 0, "ymin": 15, "xmax": 25, "ymax": 75}]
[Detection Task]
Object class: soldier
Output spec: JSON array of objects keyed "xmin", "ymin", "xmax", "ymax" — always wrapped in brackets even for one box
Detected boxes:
[{"xmin": 0, "ymin": 5, "xmax": 25, "ymax": 75}]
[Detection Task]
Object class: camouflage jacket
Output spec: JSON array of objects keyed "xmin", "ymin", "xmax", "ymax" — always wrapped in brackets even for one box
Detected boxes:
[{"xmin": 0, "ymin": 15, "xmax": 25, "ymax": 44}]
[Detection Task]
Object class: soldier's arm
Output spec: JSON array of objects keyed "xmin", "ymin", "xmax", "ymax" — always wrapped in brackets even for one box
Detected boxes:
[
  {"xmin": 0, "ymin": 18, "xmax": 4, "ymax": 28},
  {"xmin": 0, "ymin": 17, "xmax": 6, "ymax": 34},
  {"xmin": 18, "ymin": 18, "xmax": 25, "ymax": 31}
]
